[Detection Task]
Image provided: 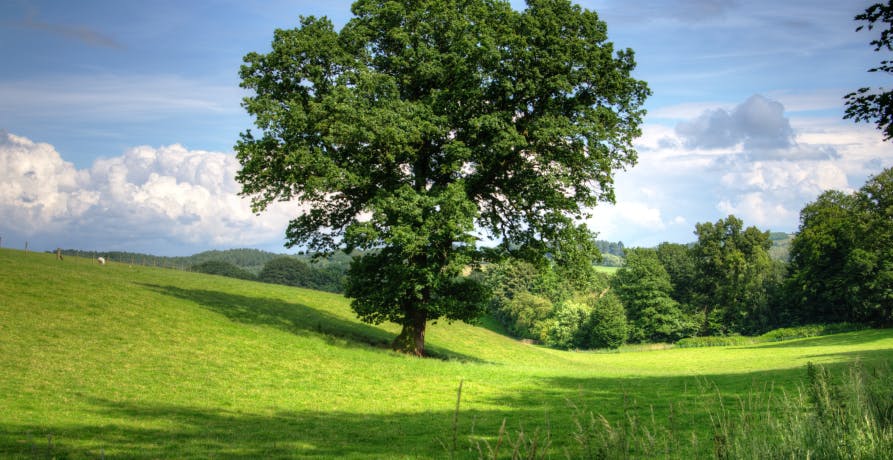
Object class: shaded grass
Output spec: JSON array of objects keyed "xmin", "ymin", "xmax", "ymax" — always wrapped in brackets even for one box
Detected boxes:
[{"xmin": 2, "ymin": 248, "xmax": 893, "ymax": 458}]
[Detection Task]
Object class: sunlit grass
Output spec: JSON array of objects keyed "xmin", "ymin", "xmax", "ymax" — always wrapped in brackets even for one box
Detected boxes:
[{"xmin": 2, "ymin": 248, "xmax": 892, "ymax": 458}]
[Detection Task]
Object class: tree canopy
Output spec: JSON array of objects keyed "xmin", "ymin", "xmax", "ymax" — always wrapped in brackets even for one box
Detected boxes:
[
  {"xmin": 844, "ymin": 1, "xmax": 893, "ymax": 139},
  {"xmin": 236, "ymin": 0, "xmax": 649, "ymax": 355},
  {"xmin": 612, "ymin": 248, "xmax": 694, "ymax": 343},
  {"xmin": 787, "ymin": 168, "xmax": 893, "ymax": 326},
  {"xmin": 692, "ymin": 215, "xmax": 774, "ymax": 335}
]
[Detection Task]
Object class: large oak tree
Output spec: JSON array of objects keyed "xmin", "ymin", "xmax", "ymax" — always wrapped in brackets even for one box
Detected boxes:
[{"xmin": 235, "ymin": 0, "xmax": 649, "ymax": 355}]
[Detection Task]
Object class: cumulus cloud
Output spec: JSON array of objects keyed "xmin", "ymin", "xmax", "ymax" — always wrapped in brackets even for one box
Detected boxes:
[
  {"xmin": 717, "ymin": 193, "xmax": 796, "ymax": 228},
  {"xmin": 0, "ymin": 131, "xmax": 97, "ymax": 232},
  {"xmin": 0, "ymin": 132, "xmax": 298, "ymax": 254},
  {"xmin": 585, "ymin": 93, "xmax": 893, "ymax": 246},
  {"xmin": 676, "ymin": 94, "xmax": 794, "ymax": 150},
  {"xmin": 658, "ymin": 95, "xmax": 877, "ymax": 230},
  {"xmin": 588, "ymin": 200, "xmax": 684, "ymax": 247}
]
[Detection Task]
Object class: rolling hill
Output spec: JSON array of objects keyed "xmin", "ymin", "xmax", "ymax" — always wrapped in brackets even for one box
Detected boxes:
[{"xmin": 2, "ymin": 248, "xmax": 892, "ymax": 458}]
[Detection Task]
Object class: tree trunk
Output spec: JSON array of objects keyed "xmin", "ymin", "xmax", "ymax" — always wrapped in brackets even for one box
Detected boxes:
[{"xmin": 392, "ymin": 307, "xmax": 427, "ymax": 356}]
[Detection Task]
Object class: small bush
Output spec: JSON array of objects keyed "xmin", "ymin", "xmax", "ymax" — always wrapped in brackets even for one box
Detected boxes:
[
  {"xmin": 500, "ymin": 292, "xmax": 554, "ymax": 341},
  {"xmin": 544, "ymin": 300, "xmax": 589, "ymax": 349}
]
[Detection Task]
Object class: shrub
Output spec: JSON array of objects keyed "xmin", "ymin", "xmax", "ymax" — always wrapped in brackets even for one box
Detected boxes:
[
  {"xmin": 544, "ymin": 300, "xmax": 590, "ymax": 349},
  {"xmin": 500, "ymin": 292, "xmax": 554, "ymax": 341},
  {"xmin": 583, "ymin": 292, "xmax": 627, "ymax": 349}
]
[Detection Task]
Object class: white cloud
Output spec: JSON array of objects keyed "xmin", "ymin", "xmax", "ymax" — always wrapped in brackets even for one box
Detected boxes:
[
  {"xmin": 0, "ymin": 132, "xmax": 297, "ymax": 254},
  {"xmin": 719, "ymin": 160, "xmax": 849, "ymax": 195},
  {"xmin": 717, "ymin": 193, "xmax": 796, "ymax": 228},
  {"xmin": 0, "ymin": 132, "xmax": 98, "ymax": 232},
  {"xmin": 675, "ymin": 95, "xmax": 794, "ymax": 150},
  {"xmin": 587, "ymin": 200, "xmax": 669, "ymax": 246},
  {"xmin": 587, "ymin": 93, "xmax": 893, "ymax": 246}
]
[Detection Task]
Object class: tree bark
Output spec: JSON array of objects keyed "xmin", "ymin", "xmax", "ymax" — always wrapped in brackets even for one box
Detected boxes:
[{"xmin": 392, "ymin": 307, "xmax": 427, "ymax": 356}]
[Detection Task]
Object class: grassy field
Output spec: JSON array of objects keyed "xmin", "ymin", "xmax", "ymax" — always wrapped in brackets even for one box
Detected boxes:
[
  {"xmin": 593, "ymin": 265, "xmax": 620, "ymax": 275},
  {"xmin": 2, "ymin": 248, "xmax": 892, "ymax": 459}
]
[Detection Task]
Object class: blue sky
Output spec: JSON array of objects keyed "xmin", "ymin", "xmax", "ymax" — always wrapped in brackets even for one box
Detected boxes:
[{"xmin": 1, "ymin": 0, "xmax": 891, "ymax": 255}]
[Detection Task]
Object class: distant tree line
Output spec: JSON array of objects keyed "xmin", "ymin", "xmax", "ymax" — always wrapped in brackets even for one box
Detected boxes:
[
  {"xmin": 190, "ymin": 255, "xmax": 349, "ymax": 293},
  {"xmin": 57, "ymin": 248, "xmax": 281, "ymax": 273},
  {"xmin": 486, "ymin": 167, "xmax": 893, "ymax": 350},
  {"xmin": 595, "ymin": 240, "xmax": 626, "ymax": 257},
  {"xmin": 57, "ymin": 248, "xmax": 350, "ymax": 294},
  {"xmin": 484, "ymin": 253, "xmax": 627, "ymax": 350}
]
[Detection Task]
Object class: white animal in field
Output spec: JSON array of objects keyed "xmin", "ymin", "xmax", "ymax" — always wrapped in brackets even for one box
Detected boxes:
[{"xmin": 97, "ymin": 257, "xmax": 106, "ymax": 265}]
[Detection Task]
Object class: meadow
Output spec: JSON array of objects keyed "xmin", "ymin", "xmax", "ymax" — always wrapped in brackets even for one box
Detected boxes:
[{"xmin": 2, "ymin": 248, "xmax": 892, "ymax": 458}]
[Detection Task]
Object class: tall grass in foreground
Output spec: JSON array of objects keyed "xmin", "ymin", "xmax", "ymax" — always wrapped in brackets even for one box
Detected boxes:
[{"xmin": 449, "ymin": 360, "xmax": 893, "ymax": 459}]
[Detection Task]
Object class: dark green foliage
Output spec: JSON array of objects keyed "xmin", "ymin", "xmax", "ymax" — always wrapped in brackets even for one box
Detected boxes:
[
  {"xmin": 235, "ymin": 0, "xmax": 648, "ymax": 355},
  {"xmin": 787, "ymin": 191, "xmax": 862, "ymax": 324},
  {"xmin": 787, "ymin": 168, "xmax": 893, "ymax": 326},
  {"xmin": 675, "ymin": 334, "xmax": 753, "ymax": 348},
  {"xmin": 583, "ymin": 292, "xmax": 627, "ymax": 349},
  {"xmin": 612, "ymin": 248, "xmax": 696, "ymax": 343},
  {"xmin": 541, "ymin": 293, "xmax": 621, "ymax": 350},
  {"xmin": 483, "ymin": 257, "xmax": 614, "ymax": 346},
  {"xmin": 759, "ymin": 323, "xmax": 866, "ymax": 342},
  {"xmin": 500, "ymin": 292, "xmax": 554, "ymax": 341},
  {"xmin": 543, "ymin": 299, "xmax": 590, "ymax": 349},
  {"xmin": 254, "ymin": 256, "xmax": 342, "ymax": 293},
  {"xmin": 259, "ymin": 257, "xmax": 313, "ymax": 287},
  {"xmin": 855, "ymin": 168, "xmax": 893, "ymax": 324},
  {"xmin": 692, "ymin": 215, "xmax": 775, "ymax": 335},
  {"xmin": 484, "ymin": 259, "xmax": 553, "ymax": 339},
  {"xmin": 190, "ymin": 260, "xmax": 257, "ymax": 281},
  {"xmin": 187, "ymin": 248, "xmax": 283, "ymax": 274},
  {"xmin": 845, "ymin": 1, "xmax": 893, "ymax": 139},
  {"xmin": 655, "ymin": 242, "xmax": 698, "ymax": 311}
]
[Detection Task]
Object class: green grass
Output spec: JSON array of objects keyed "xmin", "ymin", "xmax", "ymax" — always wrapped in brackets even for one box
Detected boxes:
[{"xmin": 2, "ymin": 248, "xmax": 892, "ymax": 458}]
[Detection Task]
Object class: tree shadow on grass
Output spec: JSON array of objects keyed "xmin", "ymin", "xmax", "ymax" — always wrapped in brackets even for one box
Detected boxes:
[
  {"xmin": 2, "ymin": 391, "xmax": 617, "ymax": 459},
  {"xmin": 0, "ymin": 367, "xmax": 837, "ymax": 459},
  {"xmin": 799, "ymin": 346, "xmax": 893, "ymax": 364},
  {"xmin": 6, "ymin": 354, "xmax": 893, "ymax": 459},
  {"xmin": 1, "ymin": 398, "xmax": 464, "ymax": 458},
  {"xmin": 140, "ymin": 283, "xmax": 486, "ymax": 363}
]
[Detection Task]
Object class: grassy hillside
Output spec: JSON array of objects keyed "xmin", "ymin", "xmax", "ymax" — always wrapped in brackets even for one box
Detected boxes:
[{"xmin": 2, "ymin": 248, "xmax": 892, "ymax": 458}]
